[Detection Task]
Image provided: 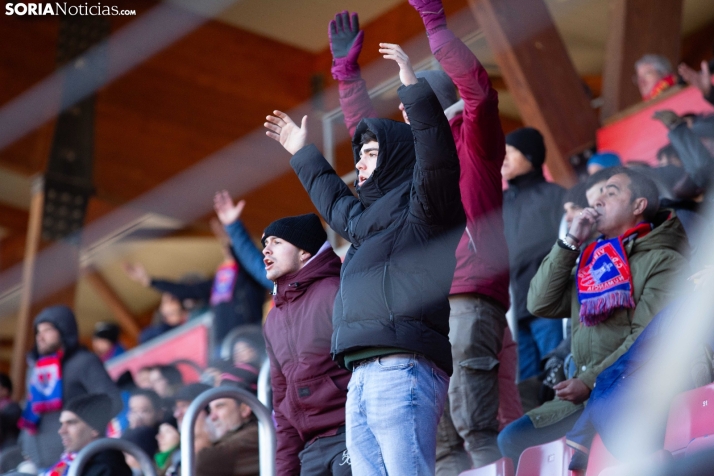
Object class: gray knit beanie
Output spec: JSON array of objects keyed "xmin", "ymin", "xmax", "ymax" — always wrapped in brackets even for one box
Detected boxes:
[{"xmin": 64, "ymin": 394, "xmax": 114, "ymax": 434}]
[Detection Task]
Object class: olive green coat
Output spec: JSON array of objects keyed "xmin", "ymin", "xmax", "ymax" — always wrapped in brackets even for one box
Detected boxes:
[{"xmin": 525, "ymin": 212, "xmax": 689, "ymax": 428}]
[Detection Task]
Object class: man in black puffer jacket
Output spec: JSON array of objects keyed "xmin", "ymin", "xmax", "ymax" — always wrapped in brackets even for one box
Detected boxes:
[{"xmin": 264, "ymin": 43, "xmax": 465, "ymax": 476}]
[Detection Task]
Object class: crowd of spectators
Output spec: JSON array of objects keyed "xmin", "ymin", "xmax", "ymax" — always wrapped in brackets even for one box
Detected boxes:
[{"xmin": 1, "ymin": 0, "xmax": 713, "ymax": 475}]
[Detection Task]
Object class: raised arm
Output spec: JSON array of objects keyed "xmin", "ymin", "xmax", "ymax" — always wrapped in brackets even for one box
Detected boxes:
[
  {"xmin": 122, "ymin": 262, "xmax": 213, "ymax": 300},
  {"xmin": 527, "ymin": 208, "xmax": 600, "ymax": 318},
  {"xmin": 213, "ymin": 193, "xmax": 273, "ymax": 291},
  {"xmin": 329, "ymin": 11, "xmax": 378, "ymax": 136},
  {"xmin": 678, "ymin": 61, "xmax": 714, "ymax": 106},
  {"xmin": 527, "ymin": 243, "xmax": 577, "ymax": 318},
  {"xmin": 653, "ymin": 111, "xmax": 714, "ymax": 190},
  {"xmin": 409, "ymin": 0, "xmax": 503, "ymax": 161},
  {"xmin": 384, "ymin": 43, "xmax": 462, "ymax": 227},
  {"xmin": 264, "ymin": 111, "xmax": 360, "ymax": 240}
]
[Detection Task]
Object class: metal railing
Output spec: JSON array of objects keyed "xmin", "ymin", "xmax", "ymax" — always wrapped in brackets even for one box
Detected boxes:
[
  {"xmin": 257, "ymin": 357, "xmax": 271, "ymax": 412},
  {"xmin": 180, "ymin": 386, "xmax": 275, "ymax": 476},
  {"xmin": 219, "ymin": 324, "xmax": 263, "ymax": 361},
  {"xmin": 67, "ymin": 437, "xmax": 157, "ymax": 476}
]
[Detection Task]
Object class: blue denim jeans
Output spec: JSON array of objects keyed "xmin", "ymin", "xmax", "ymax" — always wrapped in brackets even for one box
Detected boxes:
[
  {"xmin": 518, "ymin": 317, "xmax": 564, "ymax": 380},
  {"xmin": 346, "ymin": 353, "xmax": 449, "ymax": 476},
  {"xmin": 497, "ymin": 411, "xmax": 584, "ymax": 466}
]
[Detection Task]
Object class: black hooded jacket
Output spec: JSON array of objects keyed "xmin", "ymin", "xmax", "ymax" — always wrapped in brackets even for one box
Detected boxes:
[
  {"xmin": 290, "ymin": 79, "xmax": 465, "ymax": 374},
  {"xmin": 502, "ymin": 171, "xmax": 565, "ymax": 321},
  {"xmin": 20, "ymin": 306, "xmax": 122, "ymax": 469}
]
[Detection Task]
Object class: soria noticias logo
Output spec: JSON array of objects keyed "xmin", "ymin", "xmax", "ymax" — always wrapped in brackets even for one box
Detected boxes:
[{"xmin": 5, "ymin": 3, "xmax": 136, "ymax": 16}]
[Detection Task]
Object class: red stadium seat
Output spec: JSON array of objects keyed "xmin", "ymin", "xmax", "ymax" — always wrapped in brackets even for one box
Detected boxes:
[
  {"xmin": 459, "ymin": 457, "xmax": 514, "ymax": 476},
  {"xmin": 664, "ymin": 383, "xmax": 714, "ymax": 457},
  {"xmin": 585, "ymin": 434, "xmax": 619, "ymax": 476},
  {"xmin": 685, "ymin": 435, "xmax": 714, "ymax": 457},
  {"xmin": 515, "ymin": 438, "xmax": 578, "ymax": 476}
]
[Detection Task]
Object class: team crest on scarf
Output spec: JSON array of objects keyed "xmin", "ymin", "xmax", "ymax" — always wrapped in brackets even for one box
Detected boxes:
[
  {"xmin": 210, "ymin": 260, "xmax": 238, "ymax": 306},
  {"xmin": 19, "ymin": 352, "xmax": 63, "ymax": 433},
  {"xmin": 576, "ymin": 223, "xmax": 652, "ymax": 326}
]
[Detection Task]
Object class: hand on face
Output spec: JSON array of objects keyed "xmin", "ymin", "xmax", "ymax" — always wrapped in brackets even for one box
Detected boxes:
[{"xmin": 567, "ymin": 207, "xmax": 600, "ymax": 246}]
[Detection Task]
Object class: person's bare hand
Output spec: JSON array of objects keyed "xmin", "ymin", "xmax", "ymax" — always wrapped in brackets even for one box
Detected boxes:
[
  {"xmin": 679, "ymin": 61, "xmax": 712, "ymax": 98},
  {"xmin": 689, "ymin": 265, "xmax": 714, "ymax": 291},
  {"xmin": 652, "ymin": 110, "xmax": 683, "ymax": 130},
  {"xmin": 379, "ymin": 43, "xmax": 418, "ymax": 87},
  {"xmin": 553, "ymin": 378, "xmax": 591, "ymax": 404},
  {"xmin": 264, "ymin": 110, "xmax": 308, "ymax": 155},
  {"xmin": 122, "ymin": 262, "xmax": 150, "ymax": 287},
  {"xmin": 444, "ymin": 99, "xmax": 464, "ymax": 121},
  {"xmin": 213, "ymin": 191, "xmax": 245, "ymax": 226},
  {"xmin": 566, "ymin": 207, "xmax": 600, "ymax": 247}
]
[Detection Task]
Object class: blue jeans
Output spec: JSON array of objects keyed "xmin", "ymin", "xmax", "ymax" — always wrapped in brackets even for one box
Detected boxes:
[
  {"xmin": 497, "ymin": 411, "xmax": 584, "ymax": 466},
  {"xmin": 518, "ymin": 317, "xmax": 563, "ymax": 380},
  {"xmin": 346, "ymin": 353, "xmax": 449, "ymax": 476}
]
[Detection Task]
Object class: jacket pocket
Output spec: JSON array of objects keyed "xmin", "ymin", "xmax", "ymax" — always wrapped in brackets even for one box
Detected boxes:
[
  {"xmin": 460, "ymin": 356, "xmax": 499, "ymax": 372},
  {"xmin": 291, "ymin": 374, "xmax": 346, "ymax": 432}
]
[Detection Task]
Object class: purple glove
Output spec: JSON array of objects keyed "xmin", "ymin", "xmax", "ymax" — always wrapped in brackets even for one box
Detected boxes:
[
  {"xmin": 329, "ymin": 11, "xmax": 364, "ymax": 81},
  {"xmin": 408, "ymin": 0, "xmax": 447, "ymax": 34}
]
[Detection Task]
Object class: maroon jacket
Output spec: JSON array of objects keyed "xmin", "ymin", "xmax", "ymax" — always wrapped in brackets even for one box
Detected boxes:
[
  {"xmin": 338, "ymin": 35, "xmax": 509, "ymax": 308},
  {"xmin": 264, "ymin": 246, "xmax": 349, "ymax": 476}
]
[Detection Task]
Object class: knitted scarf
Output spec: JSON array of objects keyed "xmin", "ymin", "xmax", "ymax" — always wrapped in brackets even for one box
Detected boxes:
[
  {"xmin": 44, "ymin": 451, "xmax": 76, "ymax": 476},
  {"xmin": 210, "ymin": 260, "xmax": 238, "ymax": 306},
  {"xmin": 19, "ymin": 352, "xmax": 63, "ymax": 434},
  {"xmin": 643, "ymin": 74, "xmax": 676, "ymax": 101},
  {"xmin": 576, "ymin": 223, "xmax": 652, "ymax": 326}
]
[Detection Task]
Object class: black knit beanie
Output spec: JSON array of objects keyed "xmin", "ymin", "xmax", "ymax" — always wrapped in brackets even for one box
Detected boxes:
[
  {"xmin": 415, "ymin": 70, "xmax": 458, "ymax": 110},
  {"xmin": 64, "ymin": 394, "xmax": 114, "ymax": 434},
  {"xmin": 262, "ymin": 214, "xmax": 326, "ymax": 256},
  {"xmin": 505, "ymin": 127, "xmax": 546, "ymax": 168},
  {"xmin": 93, "ymin": 322, "xmax": 120, "ymax": 343}
]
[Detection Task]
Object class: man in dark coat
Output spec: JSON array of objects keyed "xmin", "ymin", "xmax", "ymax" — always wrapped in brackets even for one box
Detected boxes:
[
  {"xmin": 47, "ymin": 394, "xmax": 131, "ymax": 476},
  {"xmin": 258, "ymin": 214, "xmax": 351, "ymax": 476},
  {"xmin": 502, "ymin": 127, "xmax": 566, "ymax": 380},
  {"xmin": 264, "ymin": 43, "xmax": 464, "ymax": 475},
  {"xmin": 327, "ymin": 6, "xmax": 521, "ymax": 470},
  {"xmin": 19, "ymin": 306, "xmax": 123, "ymax": 470}
]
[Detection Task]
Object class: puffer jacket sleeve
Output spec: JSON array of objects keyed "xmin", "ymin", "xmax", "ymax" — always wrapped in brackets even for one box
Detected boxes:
[
  {"xmin": 339, "ymin": 78, "xmax": 378, "ymax": 137},
  {"xmin": 398, "ymin": 79, "xmax": 464, "ymax": 229},
  {"xmin": 290, "ymin": 144, "xmax": 360, "ymax": 242}
]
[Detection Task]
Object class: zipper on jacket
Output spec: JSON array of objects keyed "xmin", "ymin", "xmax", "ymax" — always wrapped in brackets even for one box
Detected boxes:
[{"xmin": 382, "ymin": 263, "xmax": 394, "ymax": 322}]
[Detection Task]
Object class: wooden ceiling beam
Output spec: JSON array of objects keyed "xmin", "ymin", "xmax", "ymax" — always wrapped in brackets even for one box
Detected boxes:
[
  {"xmin": 85, "ymin": 268, "xmax": 140, "ymax": 344},
  {"xmin": 468, "ymin": 0, "xmax": 598, "ymax": 187}
]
